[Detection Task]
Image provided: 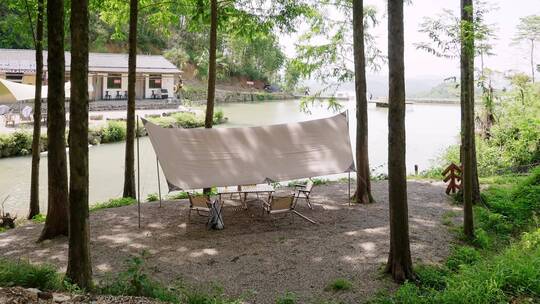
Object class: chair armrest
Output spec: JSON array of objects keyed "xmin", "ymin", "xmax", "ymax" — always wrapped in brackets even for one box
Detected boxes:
[{"xmin": 293, "ymin": 184, "xmax": 307, "ymax": 189}]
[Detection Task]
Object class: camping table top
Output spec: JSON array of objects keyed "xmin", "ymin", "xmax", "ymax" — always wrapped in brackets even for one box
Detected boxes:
[{"xmin": 217, "ymin": 184, "xmax": 275, "ymax": 210}]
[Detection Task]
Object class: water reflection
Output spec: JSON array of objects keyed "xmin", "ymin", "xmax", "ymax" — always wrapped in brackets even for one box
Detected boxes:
[{"xmin": 0, "ymin": 100, "xmax": 460, "ymax": 214}]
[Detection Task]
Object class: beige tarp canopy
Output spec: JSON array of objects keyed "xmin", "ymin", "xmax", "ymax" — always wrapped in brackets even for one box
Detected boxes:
[
  {"xmin": 143, "ymin": 113, "xmax": 355, "ymax": 191},
  {"xmin": 0, "ymin": 78, "xmax": 92, "ymax": 103}
]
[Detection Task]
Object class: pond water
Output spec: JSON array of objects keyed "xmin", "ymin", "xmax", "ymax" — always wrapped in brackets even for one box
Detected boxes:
[{"xmin": 0, "ymin": 99, "xmax": 460, "ymax": 215}]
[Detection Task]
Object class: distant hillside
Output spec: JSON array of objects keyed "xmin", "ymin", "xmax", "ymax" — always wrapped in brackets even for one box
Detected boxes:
[
  {"xmin": 412, "ymin": 82, "xmax": 460, "ymax": 99},
  {"xmin": 302, "ymin": 75, "xmax": 445, "ymax": 98}
]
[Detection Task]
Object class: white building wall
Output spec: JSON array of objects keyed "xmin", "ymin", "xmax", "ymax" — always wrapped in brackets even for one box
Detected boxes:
[
  {"xmin": 102, "ymin": 73, "xmax": 127, "ymax": 99},
  {"xmin": 144, "ymin": 74, "xmax": 175, "ymax": 99}
]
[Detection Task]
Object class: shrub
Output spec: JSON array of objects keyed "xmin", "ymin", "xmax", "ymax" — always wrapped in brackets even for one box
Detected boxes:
[
  {"xmin": 445, "ymin": 246, "xmax": 481, "ymax": 271},
  {"xmin": 100, "ymin": 121, "xmax": 127, "ymax": 143},
  {"xmin": 0, "ymin": 131, "xmax": 33, "ymax": 157},
  {"xmin": 100, "ymin": 253, "xmax": 178, "ymax": 302},
  {"xmin": 90, "ymin": 197, "xmax": 136, "ymax": 211},
  {"xmin": 31, "ymin": 213, "xmax": 46, "ymax": 223},
  {"xmin": 276, "ymin": 292, "xmax": 297, "ymax": 304},
  {"xmin": 146, "ymin": 193, "xmax": 159, "ymax": 202},
  {"xmin": 415, "ymin": 265, "xmax": 449, "ymax": 291},
  {"xmin": 326, "ymin": 278, "xmax": 353, "ymax": 292},
  {"xmin": 0, "ymin": 259, "xmax": 62, "ymax": 291}
]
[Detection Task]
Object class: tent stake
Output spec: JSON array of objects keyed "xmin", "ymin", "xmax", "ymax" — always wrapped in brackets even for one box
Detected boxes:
[
  {"xmin": 156, "ymin": 156, "xmax": 162, "ymax": 208},
  {"xmin": 348, "ymin": 171, "xmax": 351, "ymax": 206},
  {"xmin": 137, "ymin": 115, "xmax": 141, "ymax": 229}
]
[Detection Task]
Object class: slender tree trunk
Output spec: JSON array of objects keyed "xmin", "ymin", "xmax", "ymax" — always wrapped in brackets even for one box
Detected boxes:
[
  {"xmin": 28, "ymin": 0, "xmax": 44, "ymax": 220},
  {"xmin": 203, "ymin": 0, "xmax": 218, "ymax": 194},
  {"xmin": 123, "ymin": 0, "xmax": 138, "ymax": 199},
  {"xmin": 531, "ymin": 40, "xmax": 535, "ymax": 83},
  {"xmin": 352, "ymin": 0, "xmax": 373, "ymax": 204},
  {"xmin": 461, "ymin": 0, "xmax": 475, "ymax": 240},
  {"xmin": 66, "ymin": 0, "xmax": 92, "ymax": 289},
  {"xmin": 39, "ymin": 0, "xmax": 68, "ymax": 242},
  {"xmin": 386, "ymin": 0, "xmax": 414, "ymax": 282}
]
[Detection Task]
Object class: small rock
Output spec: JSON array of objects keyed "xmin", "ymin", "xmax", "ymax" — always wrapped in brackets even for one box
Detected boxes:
[
  {"xmin": 53, "ymin": 292, "xmax": 71, "ymax": 303},
  {"xmin": 38, "ymin": 290, "xmax": 53, "ymax": 300}
]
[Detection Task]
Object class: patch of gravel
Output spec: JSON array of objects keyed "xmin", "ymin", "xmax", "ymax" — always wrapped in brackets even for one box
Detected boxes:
[
  {"xmin": 0, "ymin": 287, "xmax": 163, "ymax": 303},
  {"xmin": 0, "ymin": 180, "xmax": 461, "ymax": 304}
]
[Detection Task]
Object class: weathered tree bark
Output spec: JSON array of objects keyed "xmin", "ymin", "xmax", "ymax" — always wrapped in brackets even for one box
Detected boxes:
[
  {"xmin": 123, "ymin": 0, "xmax": 138, "ymax": 199},
  {"xmin": 28, "ymin": 0, "xmax": 44, "ymax": 220},
  {"xmin": 386, "ymin": 0, "xmax": 414, "ymax": 282},
  {"xmin": 66, "ymin": 0, "xmax": 92, "ymax": 289},
  {"xmin": 461, "ymin": 0, "xmax": 475, "ymax": 240},
  {"xmin": 39, "ymin": 0, "xmax": 68, "ymax": 242},
  {"xmin": 203, "ymin": 0, "xmax": 218, "ymax": 195},
  {"xmin": 352, "ymin": 0, "xmax": 373, "ymax": 204}
]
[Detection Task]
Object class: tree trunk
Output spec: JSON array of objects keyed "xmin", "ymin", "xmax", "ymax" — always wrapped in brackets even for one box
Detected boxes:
[
  {"xmin": 531, "ymin": 40, "xmax": 535, "ymax": 83},
  {"xmin": 66, "ymin": 0, "xmax": 92, "ymax": 289},
  {"xmin": 386, "ymin": 0, "xmax": 414, "ymax": 282},
  {"xmin": 28, "ymin": 0, "xmax": 44, "ymax": 220},
  {"xmin": 123, "ymin": 0, "xmax": 138, "ymax": 199},
  {"xmin": 352, "ymin": 0, "xmax": 373, "ymax": 204},
  {"xmin": 39, "ymin": 0, "xmax": 68, "ymax": 242},
  {"xmin": 461, "ymin": 0, "xmax": 475, "ymax": 240},
  {"xmin": 203, "ymin": 0, "xmax": 218, "ymax": 195}
]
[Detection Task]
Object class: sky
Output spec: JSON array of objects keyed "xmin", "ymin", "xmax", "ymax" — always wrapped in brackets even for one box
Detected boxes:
[{"xmin": 279, "ymin": 0, "xmax": 540, "ymax": 81}]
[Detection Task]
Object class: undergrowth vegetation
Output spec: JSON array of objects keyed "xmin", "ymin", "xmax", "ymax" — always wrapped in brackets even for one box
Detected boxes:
[
  {"xmin": 90, "ymin": 197, "xmax": 137, "ymax": 212},
  {"xmin": 0, "ymin": 111, "xmax": 227, "ymax": 159},
  {"xmin": 371, "ymin": 166, "xmax": 540, "ymax": 303}
]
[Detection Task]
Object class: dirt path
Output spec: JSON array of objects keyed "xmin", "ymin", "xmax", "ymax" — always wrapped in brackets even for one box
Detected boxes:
[{"xmin": 0, "ymin": 180, "xmax": 461, "ymax": 304}]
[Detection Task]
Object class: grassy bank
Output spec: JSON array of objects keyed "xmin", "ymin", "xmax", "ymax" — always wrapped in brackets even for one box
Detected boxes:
[
  {"xmin": 0, "ymin": 111, "xmax": 226, "ymax": 159},
  {"xmin": 371, "ymin": 166, "xmax": 540, "ymax": 303}
]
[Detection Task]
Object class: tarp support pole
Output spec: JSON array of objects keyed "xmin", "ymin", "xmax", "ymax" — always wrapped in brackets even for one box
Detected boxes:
[
  {"xmin": 156, "ymin": 156, "xmax": 162, "ymax": 208},
  {"xmin": 137, "ymin": 115, "xmax": 141, "ymax": 229},
  {"xmin": 348, "ymin": 171, "xmax": 351, "ymax": 206}
]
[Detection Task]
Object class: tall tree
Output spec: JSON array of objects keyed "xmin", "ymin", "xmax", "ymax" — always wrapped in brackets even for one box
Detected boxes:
[
  {"xmin": 386, "ymin": 0, "xmax": 414, "ymax": 282},
  {"xmin": 66, "ymin": 0, "xmax": 92, "ymax": 288},
  {"xmin": 461, "ymin": 0, "xmax": 475, "ymax": 240},
  {"xmin": 513, "ymin": 15, "xmax": 540, "ymax": 83},
  {"xmin": 122, "ymin": 0, "xmax": 138, "ymax": 199},
  {"xmin": 204, "ymin": 0, "xmax": 218, "ymax": 129},
  {"xmin": 25, "ymin": 0, "xmax": 44, "ymax": 220},
  {"xmin": 415, "ymin": 1, "xmax": 495, "ymax": 204},
  {"xmin": 352, "ymin": 0, "xmax": 373, "ymax": 204},
  {"xmin": 39, "ymin": 0, "xmax": 69, "ymax": 242},
  {"xmin": 203, "ymin": 0, "xmax": 218, "ymax": 194}
]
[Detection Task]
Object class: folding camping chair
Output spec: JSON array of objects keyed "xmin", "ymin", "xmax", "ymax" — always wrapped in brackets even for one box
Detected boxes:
[
  {"xmin": 187, "ymin": 193, "xmax": 212, "ymax": 220},
  {"xmin": 293, "ymin": 179, "xmax": 314, "ymax": 209},
  {"xmin": 262, "ymin": 194, "xmax": 295, "ymax": 222}
]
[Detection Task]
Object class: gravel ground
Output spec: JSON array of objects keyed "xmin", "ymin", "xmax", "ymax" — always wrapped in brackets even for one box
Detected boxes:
[{"xmin": 0, "ymin": 180, "xmax": 461, "ymax": 304}]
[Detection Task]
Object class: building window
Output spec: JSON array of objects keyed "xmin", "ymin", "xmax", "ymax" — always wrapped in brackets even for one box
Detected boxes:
[
  {"xmin": 6, "ymin": 73, "xmax": 23, "ymax": 83},
  {"xmin": 149, "ymin": 75, "xmax": 162, "ymax": 89},
  {"xmin": 107, "ymin": 74, "xmax": 122, "ymax": 89}
]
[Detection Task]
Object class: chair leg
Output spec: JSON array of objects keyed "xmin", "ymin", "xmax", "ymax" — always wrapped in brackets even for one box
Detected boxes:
[{"xmin": 306, "ymin": 195, "xmax": 313, "ymax": 209}]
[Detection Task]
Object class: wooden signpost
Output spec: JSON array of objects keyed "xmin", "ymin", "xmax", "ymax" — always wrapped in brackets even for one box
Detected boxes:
[{"xmin": 442, "ymin": 163, "xmax": 462, "ymax": 195}]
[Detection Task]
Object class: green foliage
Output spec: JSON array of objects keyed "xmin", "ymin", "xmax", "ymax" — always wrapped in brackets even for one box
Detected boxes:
[
  {"xmin": 325, "ymin": 278, "xmax": 353, "ymax": 292},
  {"xmin": 0, "ymin": 131, "xmax": 33, "ymax": 158},
  {"xmin": 150, "ymin": 111, "xmax": 226, "ymax": 129},
  {"xmin": 31, "ymin": 213, "xmax": 46, "ymax": 223},
  {"xmin": 101, "ymin": 252, "xmax": 243, "ymax": 303},
  {"xmin": 276, "ymin": 292, "xmax": 297, "ymax": 304},
  {"xmin": 90, "ymin": 197, "xmax": 136, "ymax": 211},
  {"xmin": 168, "ymin": 191, "xmax": 190, "ymax": 200},
  {"xmin": 100, "ymin": 252, "xmax": 178, "ymax": 302},
  {"xmin": 100, "ymin": 121, "xmax": 127, "ymax": 143},
  {"xmin": 0, "ymin": 259, "xmax": 62, "ymax": 291},
  {"xmin": 445, "ymin": 246, "xmax": 481, "ymax": 271},
  {"xmin": 371, "ymin": 168, "xmax": 540, "ymax": 303},
  {"xmin": 146, "ymin": 193, "xmax": 159, "ymax": 202}
]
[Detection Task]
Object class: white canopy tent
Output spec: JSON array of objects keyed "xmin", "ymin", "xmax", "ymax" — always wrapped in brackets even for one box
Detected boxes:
[
  {"xmin": 0, "ymin": 78, "xmax": 92, "ymax": 103},
  {"xmin": 143, "ymin": 113, "xmax": 356, "ymax": 191}
]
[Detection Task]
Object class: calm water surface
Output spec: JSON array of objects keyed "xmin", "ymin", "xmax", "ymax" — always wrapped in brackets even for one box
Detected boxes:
[{"xmin": 0, "ymin": 100, "xmax": 460, "ymax": 214}]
